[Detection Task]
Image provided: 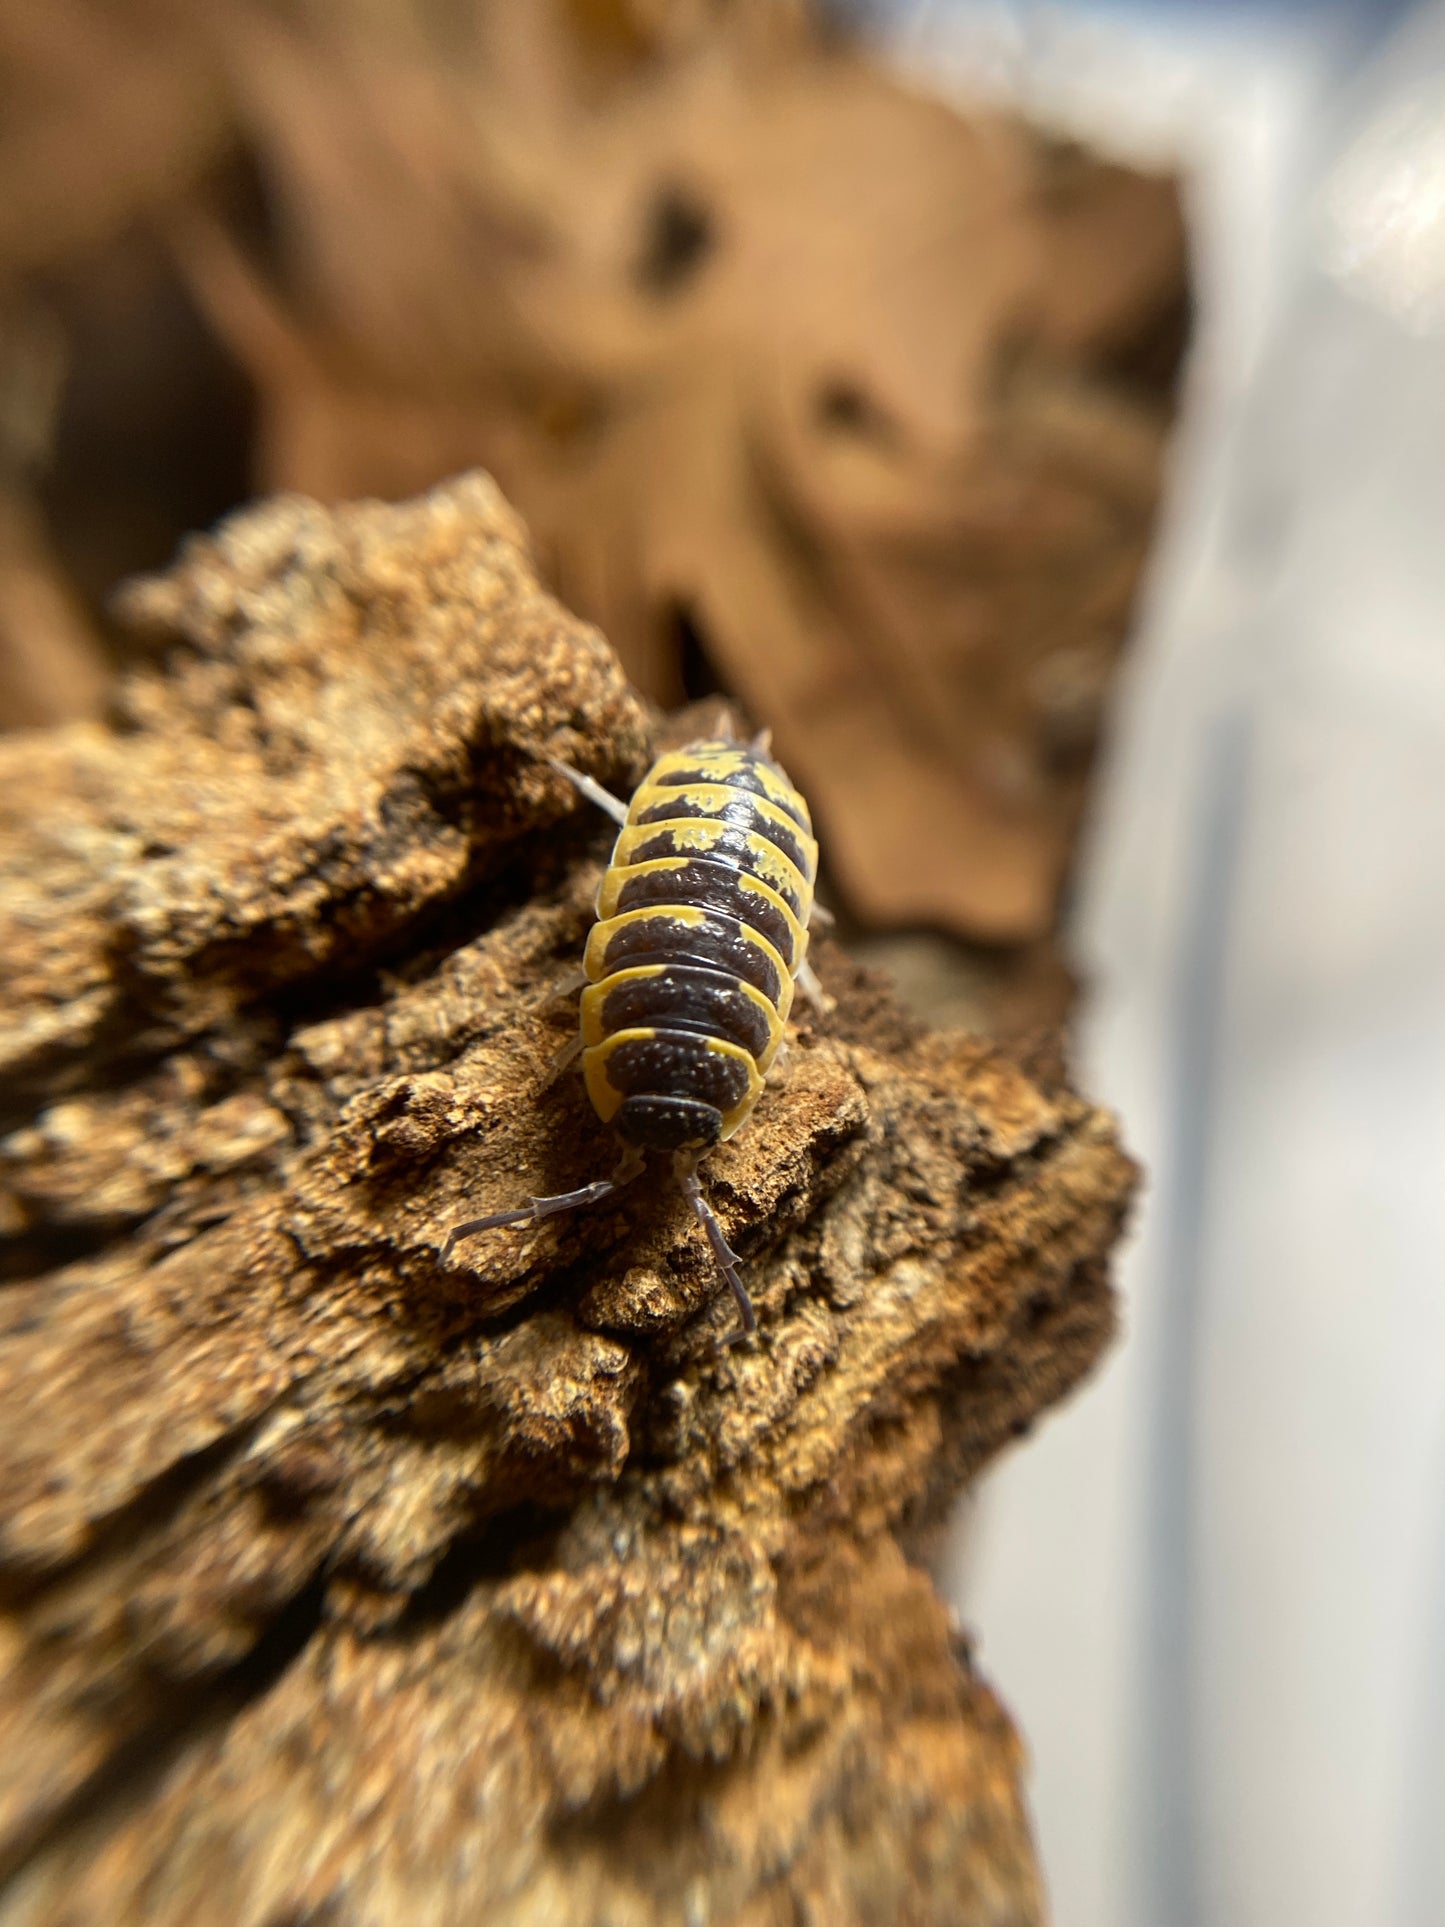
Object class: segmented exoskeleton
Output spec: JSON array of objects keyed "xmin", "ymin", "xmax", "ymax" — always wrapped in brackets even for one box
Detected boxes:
[{"xmin": 442, "ymin": 732, "xmax": 823, "ymax": 1341}]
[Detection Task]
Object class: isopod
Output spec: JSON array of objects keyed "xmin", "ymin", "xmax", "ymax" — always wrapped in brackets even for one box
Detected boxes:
[{"xmin": 442, "ymin": 730, "xmax": 825, "ymax": 1342}]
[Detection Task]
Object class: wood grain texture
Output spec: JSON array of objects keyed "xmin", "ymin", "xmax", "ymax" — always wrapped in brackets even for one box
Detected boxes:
[{"xmin": 0, "ymin": 474, "xmax": 1134, "ymax": 1924}]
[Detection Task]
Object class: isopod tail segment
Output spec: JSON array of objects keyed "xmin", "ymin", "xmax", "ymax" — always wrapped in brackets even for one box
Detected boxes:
[{"xmin": 444, "ymin": 730, "xmax": 825, "ymax": 1344}]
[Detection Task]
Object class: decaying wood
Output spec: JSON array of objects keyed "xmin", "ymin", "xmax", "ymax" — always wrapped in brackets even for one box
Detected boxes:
[{"xmin": 0, "ymin": 474, "xmax": 1134, "ymax": 1924}]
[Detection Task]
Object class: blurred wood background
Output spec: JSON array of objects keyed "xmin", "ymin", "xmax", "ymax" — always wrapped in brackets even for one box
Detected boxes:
[{"xmin": 0, "ymin": 0, "xmax": 1187, "ymax": 1028}]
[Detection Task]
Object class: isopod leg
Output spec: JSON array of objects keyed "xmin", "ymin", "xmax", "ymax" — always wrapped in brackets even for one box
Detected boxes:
[
  {"xmin": 442, "ymin": 1146, "xmax": 644, "ymax": 1263},
  {"xmin": 796, "ymin": 957, "xmax": 834, "ymax": 1016},
  {"xmin": 676, "ymin": 1163, "xmax": 758, "ymax": 1343},
  {"xmin": 542, "ymin": 1031, "xmax": 583, "ymax": 1088}
]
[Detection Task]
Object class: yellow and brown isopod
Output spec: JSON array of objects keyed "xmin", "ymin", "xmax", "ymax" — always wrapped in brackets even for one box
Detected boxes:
[{"xmin": 443, "ymin": 733, "xmax": 822, "ymax": 1341}]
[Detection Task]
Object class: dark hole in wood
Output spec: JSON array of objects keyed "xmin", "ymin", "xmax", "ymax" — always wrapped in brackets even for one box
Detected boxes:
[
  {"xmin": 36, "ymin": 152, "xmax": 265, "ymax": 633},
  {"xmin": 635, "ymin": 184, "xmax": 715, "ymax": 297},
  {"xmin": 1093, "ymin": 280, "xmax": 1194, "ymax": 405},
  {"xmin": 671, "ymin": 601, "xmax": 729, "ymax": 703},
  {"xmin": 814, "ymin": 377, "xmax": 896, "ymax": 444}
]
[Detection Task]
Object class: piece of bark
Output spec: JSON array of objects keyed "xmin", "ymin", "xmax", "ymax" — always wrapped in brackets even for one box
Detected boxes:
[{"xmin": 0, "ymin": 475, "xmax": 1134, "ymax": 1924}]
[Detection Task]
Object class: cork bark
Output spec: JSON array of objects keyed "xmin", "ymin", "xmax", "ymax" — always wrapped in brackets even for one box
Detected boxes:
[{"xmin": 0, "ymin": 474, "xmax": 1134, "ymax": 1924}]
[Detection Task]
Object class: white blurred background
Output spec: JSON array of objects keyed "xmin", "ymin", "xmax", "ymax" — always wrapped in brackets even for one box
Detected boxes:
[{"xmin": 869, "ymin": 3, "xmax": 1445, "ymax": 1923}]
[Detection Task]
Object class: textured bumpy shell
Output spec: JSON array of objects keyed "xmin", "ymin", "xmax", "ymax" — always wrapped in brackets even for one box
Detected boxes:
[{"xmin": 583, "ymin": 742, "xmax": 817, "ymax": 1139}]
